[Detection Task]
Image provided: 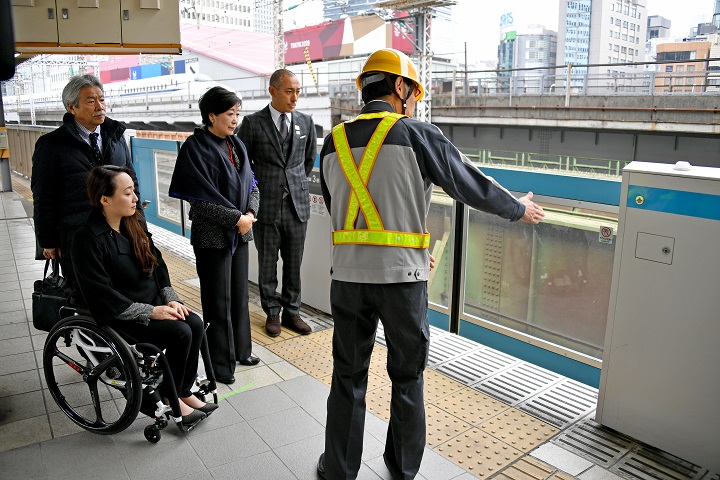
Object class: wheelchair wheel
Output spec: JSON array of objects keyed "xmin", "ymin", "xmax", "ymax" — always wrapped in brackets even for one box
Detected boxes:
[
  {"xmin": 43, "ymin": 316, "xmax": 142, "ymax": 435},
  {"xmin": 144, "ymin": 425, "xmax": 161, "ymax": 443}
]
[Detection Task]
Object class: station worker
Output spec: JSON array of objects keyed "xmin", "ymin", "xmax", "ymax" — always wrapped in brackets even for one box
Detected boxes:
[
  {"xmin": 169, "ymin": 86, "xmax": 260, "ymax": 386},
  {"xmin": 72, "ymin": 166, "xmax": 217, "ymax": 426},
  {"xmin": 238, "ymin": 69, "xmax": 318, "ymax": 338},
  {"xmin": 31, "ymin": 74, "xmax": 141, "ymax": 286},
  {"xmin": 316, "ymin": 48, "xmax": 545, "ymax": 480}
]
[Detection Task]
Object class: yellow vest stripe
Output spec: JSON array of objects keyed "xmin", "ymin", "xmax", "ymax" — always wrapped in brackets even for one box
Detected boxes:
[{"xmin": 332, "ymin": 230, "xmax": 430, "ymax": 249}]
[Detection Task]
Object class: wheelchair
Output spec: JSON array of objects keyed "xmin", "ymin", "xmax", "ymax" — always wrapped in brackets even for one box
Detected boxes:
[{"xmin": 42, "ymin": 308, "xmax": 218, "ymax": 443}]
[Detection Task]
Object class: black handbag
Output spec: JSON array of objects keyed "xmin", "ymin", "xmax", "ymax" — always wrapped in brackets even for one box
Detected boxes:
[{"xmin": 32, "ymin": 259, "xmax": 72, "ymax": 332}]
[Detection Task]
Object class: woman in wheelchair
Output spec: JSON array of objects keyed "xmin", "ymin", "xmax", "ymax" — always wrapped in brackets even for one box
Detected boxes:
[{"xmin": 70, "ymin": 165, "xmax": 218, "ymax": 427}]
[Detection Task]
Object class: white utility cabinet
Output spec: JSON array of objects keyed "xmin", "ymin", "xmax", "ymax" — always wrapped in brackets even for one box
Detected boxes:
[{"xmin": 596, "ymin": 161, "xmax": 720, "ymax": 470}]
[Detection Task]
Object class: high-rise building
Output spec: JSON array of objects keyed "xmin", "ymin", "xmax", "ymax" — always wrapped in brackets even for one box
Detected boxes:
[
  {"xmin": 179, "ymin": 0, "xmax": 255, "ymax": 31},
  {"xmin": 557, "ymin": 0, "xmax": 647, "ymax": 91},
  {"xmin": 647, "ymin": 15, "xmax": 671, "ymax": 41},
  {"xmin": 516, "ymin": 26, "xmax": 558, "ymax": 93},
  {"xmin": 254, "ymin": 0, "xmax": 273, "ymax": 35}
]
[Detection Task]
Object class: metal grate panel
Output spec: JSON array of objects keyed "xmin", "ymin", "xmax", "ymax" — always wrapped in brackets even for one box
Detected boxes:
[
  {"xmin": 427, "ymin": 333, "xmax": 484, "ymax": 366},
  {"xmin": 437, "ymin": 347, "xmax": 519, "ymax": 385},
  {"xmin": 474, "ymin": 362, "xmax": 562, "ymax": 406},
  {"xmin": 517, "ymin": 378, "xmax": 598, "ymax": 428},
  {"xmin": 612, "ymin": 445, "xmax": 707, "ymax": 480},
  {"xmin": 554, "ymin": 418, "xmax": 633, "ymax": 467}
]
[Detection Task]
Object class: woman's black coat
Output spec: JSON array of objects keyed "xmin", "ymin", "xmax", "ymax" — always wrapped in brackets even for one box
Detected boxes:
[{"xmin": 71, "ymin": 210, "xmax": 171, "ymax": 326}]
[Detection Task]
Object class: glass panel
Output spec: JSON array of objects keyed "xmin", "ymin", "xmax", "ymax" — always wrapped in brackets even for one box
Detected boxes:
[
  {"xmin": 427, "ymin": 189, "xmax": 453, "ymax": 309},
  {"xmin": 154, "ymin": 150, "xmax": 191, "ymax": 229},
  {"xmin": 463, "ymin": 202, "xmax": 618, "ymax": 359}
]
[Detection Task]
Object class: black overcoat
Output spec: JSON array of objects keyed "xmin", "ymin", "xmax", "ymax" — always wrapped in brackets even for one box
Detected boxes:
[{"xmin": 71, "ymin": 210, "xmax": 171, "ymax": 326}]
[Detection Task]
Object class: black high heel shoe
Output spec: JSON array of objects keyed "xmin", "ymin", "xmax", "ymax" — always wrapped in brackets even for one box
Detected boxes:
[
  {"xmin": 181, "ymin": 409, "xmax": 206, "ymax": 427},
  {"xmin": 197, "ymin": 402, "xmax": 219, "ymax": 415}
]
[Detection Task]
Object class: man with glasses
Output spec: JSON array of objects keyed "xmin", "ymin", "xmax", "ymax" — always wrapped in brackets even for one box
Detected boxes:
[{"xmin": 317, "ymin": 49, "xmax": 545, "ymax": 479}]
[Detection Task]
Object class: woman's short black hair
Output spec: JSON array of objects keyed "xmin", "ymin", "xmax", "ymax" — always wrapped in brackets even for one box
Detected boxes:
[{"xmin": 198, "ymin": 86, "xmax": 240, "ymax": 126}]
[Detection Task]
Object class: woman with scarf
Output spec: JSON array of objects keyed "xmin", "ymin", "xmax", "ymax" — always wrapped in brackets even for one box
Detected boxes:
[{"xmin": 169, "ymin": 86, "xmax": 260, "ymax": 385}]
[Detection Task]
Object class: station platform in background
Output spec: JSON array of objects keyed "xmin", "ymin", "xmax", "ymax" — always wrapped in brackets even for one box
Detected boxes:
[{"xmin": 0, "ymin": 174, "xmax": 717, "ymax": 480}]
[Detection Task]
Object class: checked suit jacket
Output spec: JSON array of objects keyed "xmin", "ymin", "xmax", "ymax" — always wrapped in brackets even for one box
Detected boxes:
[{"xmin": 238, "ymin": 106, "xmax": 317, "ymax": 224}]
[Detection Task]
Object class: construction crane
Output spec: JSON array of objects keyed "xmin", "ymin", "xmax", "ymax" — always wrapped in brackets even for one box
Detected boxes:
[{"xmin": 375, "ymin": 0, "xmax": 457, "ymax": 122}]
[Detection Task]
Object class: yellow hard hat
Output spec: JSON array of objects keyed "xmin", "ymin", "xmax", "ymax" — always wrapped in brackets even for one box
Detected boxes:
[{"xmin": 356, "ymin": 48, "xmax": 425, "ymax": 101}]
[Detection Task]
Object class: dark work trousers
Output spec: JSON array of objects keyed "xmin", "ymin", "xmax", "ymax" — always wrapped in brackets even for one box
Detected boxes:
[
  {"xmin": 324, "ymin": 280, "xmax": 430, "ymax": 480},
  {"xmin": 254, "ymin": 194, "xmax": 307, "ymax": 317},
  {"xmin": 194, "ymin": 243, "xmax": 252, "ymax": 379},
  {"xmin": 112, "ymin": 312, "xmax": 204, "ymax": 398}
]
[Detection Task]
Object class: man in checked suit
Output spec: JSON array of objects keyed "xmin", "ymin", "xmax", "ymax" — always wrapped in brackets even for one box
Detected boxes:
[{"xmin": 238, "ymin": 69, "xmax": 317, "ymax": 337}]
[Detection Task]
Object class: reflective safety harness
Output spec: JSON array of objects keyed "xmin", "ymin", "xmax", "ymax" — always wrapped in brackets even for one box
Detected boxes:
[{"xmin": 330, "ymin": 111, "xmax": 430, "ymax": 249}]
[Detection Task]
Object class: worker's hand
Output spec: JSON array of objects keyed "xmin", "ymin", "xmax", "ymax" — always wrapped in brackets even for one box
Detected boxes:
[
  {"xmin": 150, "ymin": 305, "xmax": 184, "ymax": 321},
  {"xmin": 237, "ymin": 213, "xmax": 257, "ymax": 235},
  {"xmin": 429, "ymin": 254, "xmax": 436, "ymax": 270},
  {"xmin": 519, "ymin": 192, "xmax": 545, "ymax": 224},
  {"xmin": 167, "ymin": 301, "xmax": 191, "ymax": 320},
  {"xmin": 43, "ymin": 247, "xmax": 58, "ymax": 260}
]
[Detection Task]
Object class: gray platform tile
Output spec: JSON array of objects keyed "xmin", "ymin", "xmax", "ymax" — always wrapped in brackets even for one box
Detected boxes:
[
  {"xmin": 209, "ymin": 450, "xmax": 296, "ymax": 480},
  {"xmin": 0, "ymin": 368, "xmax": 42, "ymax": 398},
  {"xmin": 273, "ymin": 432, "xmax": 325, "ymax": 480},
  {"xmin": 361, "ymin": 430, "xmax": 386, "ymax": 461},
  {"xmin": 175, "ymin": 470, "xmax": 214, "ymax": 480},
  {"xmin": 580, "ymin": 465, "xmax": 626, "ymax": 480},
  {"xmin": 31, "ymin": 332, "xmax": 47, "ymax": 351},
  {"xmin": 47, "ymin": 410, "xmax": 88, "ymax": 438},
  {"xmin": 185, "ymin": 399, "xmax": 245, "ymax": 435},
  {"xmin": 268, "ymin": 359, "xmax": 307, "ymax": 381},
  {"xmin": 276, "ymin": 374, "xmax": 331, "ymax": 411},
  {"xmin": 232, "ymin": 364, "xmax": 285, "ymax": 391},
  {"xmin": 0, "ymin": 288, "xmax": 23, "ymax": 302},
  {"xmin": 0, "ymin": 308, "xmax": 28, "ymax": 326},
  {"xmin": 189, "ymin": 421, "xmax": 271, "ymax": 468},
  {"xmin": 0, "ymin": 335, "xmax": 33, "ymax": 357},
  {"xmin": 0, "ymin": 442, "xmax": 48, "ymax": 479},
  {"xmin": 364, "ymin": 410, "xmax": 390, "ymax": 442},
  {"xmin": 18, "ymin": 269, "xmax": 46, "ymax": 281},
  {"xmin": 252, "ymin": 342, "xmax": 287, "ymax": 365},
  {"xmin": 0, "ymin": 390, "xmax": 46, "ymax": 426},
  {"xmin": 0, "ymin": 298, "xmax": 24, "ymax": 313},
  {"xmin": 0, "ymin": 321, "xmax": 30, "ymax": 341},
  {"xmin": 225, "ymin": 383, "xmax": 297, "ymax": 422},
  {"xmin": 121, "ymin": 436, "xmax": 206, "ymax": 480},
  {"xmin": 448, "ymin": 474, "xmax": 479, "ymax": 480},
  {"xmin": 248, "ymin": 406, "xmax": 324, "ymax": 449},
  {"xmin": 0, "ymin": 415, "xmax": 52, "ymax": 452},
  {"xmin": 417, "ymin": 447, "xmax": 468, "ymax": 480},
  {"xmin": 40, "ymin": 432, "xmax": 128, "ymax": 480},
  {"xmin": 531, "ymin": 443, "xmax": 595, "ymax": 476},
  {"xmin": 0, "ymin": 350, "xmax": 39, "ymax": 376},
  {"xmin": 0, "ymin": 264, "xmax": 21, "ymax": 275}
]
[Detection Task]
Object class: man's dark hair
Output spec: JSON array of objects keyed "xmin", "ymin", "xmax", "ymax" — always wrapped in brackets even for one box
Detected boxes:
[
  {"xmin": 198, "ymin": 86, "xmax": 241, "ymax": 126},
  {"xmin": 360, "ymin": 73, "xmax": 414, "ymax": 104},
  {"xmin": 269, "ymin": 68, "xmax": 296, "ymax": 89}
]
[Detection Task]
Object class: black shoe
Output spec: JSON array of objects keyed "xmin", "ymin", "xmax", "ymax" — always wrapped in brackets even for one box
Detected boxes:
[
  {"xmin": 181, "ymin": 409, "xmax": 206, "ymax": 427},
  {"xmin": 216, "ymin": 375, "xmax": 235, "ymax": 385},
  {"xmin": 238, "ymin": 355, "xmax": 260, "ymax": 366},
  {"xmin": 197, "ymin": 402, "xmax": 219, "ymax": 415},
  {"xmin": 316, "ymin": 453, "xmax": 326, "ymax": 479}
]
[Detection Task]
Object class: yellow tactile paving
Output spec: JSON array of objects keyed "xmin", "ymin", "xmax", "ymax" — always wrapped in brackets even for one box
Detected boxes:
[
  {"xmin": 494, "ymin": 456, "xmax": 557, "ymax": 480},
  {"xmin": 435, "ymin": 428, "xmax": 523, "ymax": 478},
  {"xmin": 367, "ymin": 372, "xmax": 391, "ymax": 392},
  {"xmin": 424, "ymin": 369, "xmax": 467, "ymax": 403},
  {"xmin": 478, "ymin": 408, "xmax": 558, "ymax": 452},
  {"xmin": 266, "ymin": 334, "xmax": 331, "ymax": 360},
  {"xmin": 291, "ymin": 350, "xmax": 334, "ymax": 379},
  {"xmin": 366, "ymin": 384, "xmax": 392, "ymax": 422},
  {"xmin": 433, "ymin": 388, "xmax": 510, "ymax": 426},
  {"xmin": 425, "ymin": 404, "xmax": 472, "ymax": 447}
]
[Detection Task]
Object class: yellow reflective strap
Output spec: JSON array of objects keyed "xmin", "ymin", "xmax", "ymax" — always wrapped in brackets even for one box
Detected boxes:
[
  {"xmin": 332, "ymin": 229, "xmax": 430, "ymax": 249},
  {"xmin": 331, "ymin": 112, "xmax": 404, "ymax": 231}
]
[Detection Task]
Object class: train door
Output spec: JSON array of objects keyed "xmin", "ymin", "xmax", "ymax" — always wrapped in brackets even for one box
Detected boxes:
[{"xmin": 130, "ymin": 137, "xmax": 189, "ymax": 238}]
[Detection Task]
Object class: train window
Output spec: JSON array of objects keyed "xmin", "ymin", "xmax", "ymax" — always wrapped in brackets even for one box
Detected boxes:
[{"xmin": 427, "ymin": 189, "xmax": 453, "ymax": 309}]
